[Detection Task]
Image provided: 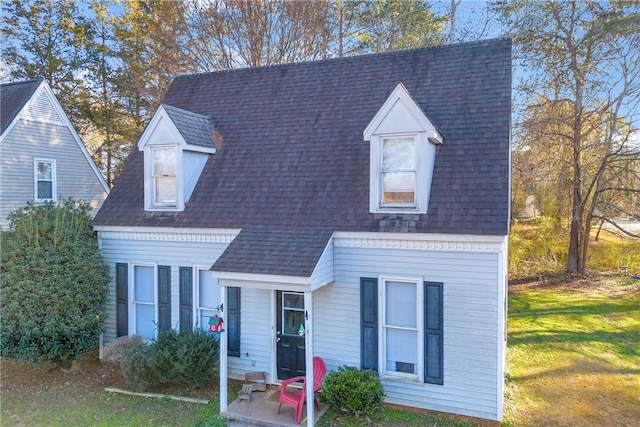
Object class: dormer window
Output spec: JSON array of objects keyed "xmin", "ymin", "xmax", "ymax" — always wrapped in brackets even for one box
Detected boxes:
[
  {"xmin": 152, "ymin": 146, "xmax": 177, "ymax": 207},
  {"xmin": 364, "ymin": 83, "xmax": 444, "ymax": 215},
  {"xmin": 139, "ymin": 104, "xmax": 216, "ymax": 213},
  {"xmin": 382, "ymin": 136, "xmax": 417, "ymax": 207}
]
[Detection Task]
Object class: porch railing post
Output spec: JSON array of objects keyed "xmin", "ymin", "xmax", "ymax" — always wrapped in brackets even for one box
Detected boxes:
[
  {"xmin": 220, "ymin": 283, "xmax": 228, "ymax": 412},
  {"xmin": 304, "ymin": 291, "xmax": 314, "ymax": 426}
]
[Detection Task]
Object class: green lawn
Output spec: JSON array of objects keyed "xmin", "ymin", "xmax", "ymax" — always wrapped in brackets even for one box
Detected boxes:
[{"xmin": 504, "ymin": 276, "xmax": 640, "ymax": 426}]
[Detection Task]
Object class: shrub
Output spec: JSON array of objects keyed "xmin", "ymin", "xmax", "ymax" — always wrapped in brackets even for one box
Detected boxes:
[
  {"xmin": 509, "ymin": 217, "xmax": 568, "ymax": 278},
  {"xmin": 320, "ymin": 366, "xmax": 385, "ymax": 416},
  {"xmin": 147, "ymin": 329, "xmax": 219, "ymax": 388},
  {"xmin": 104, "ymin": 335, "xmax": 153, "ymax": 391},
  {"xmin": 0, "ymin": 200, "xmax": 109, "ymax": 367},
  {"xmin": 105, "ymin": 330, "xmax": 219, "ymax": 391}
]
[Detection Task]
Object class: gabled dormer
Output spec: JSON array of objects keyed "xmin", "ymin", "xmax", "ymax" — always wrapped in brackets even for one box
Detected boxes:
[
  {"xmin": 364, "ymin": 83, "xmax": 444, "ymax": 214},
  {"xmin": 139, "ymin": 104, "xmax": 216, "ymax": 212}
]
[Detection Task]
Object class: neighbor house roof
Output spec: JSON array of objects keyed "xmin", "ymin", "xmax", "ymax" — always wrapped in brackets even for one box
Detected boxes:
[
  {"xmin": 94, "ymin": 39, "xmax": 511, "ymax": 277},
  {"xmin": 1, "ymin": 78, "xmax": 43, "ymax": 135}
]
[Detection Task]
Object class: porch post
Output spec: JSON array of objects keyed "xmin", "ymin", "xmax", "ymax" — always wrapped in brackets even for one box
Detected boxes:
[
  {"xmin": 304, "ymin": 291, "xmax": 315, "ymax": 426},
  {"xmin": 219, "ymin": 283, "xmax": 228, "ymax": 412}
]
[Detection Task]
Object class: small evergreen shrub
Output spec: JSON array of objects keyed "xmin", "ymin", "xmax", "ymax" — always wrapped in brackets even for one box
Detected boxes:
[
  {"xmin": 320, "ymin": 366, "xmax": 385, "ymax": 416},
  {"xmin": 0, "ymin": 200, "xmax": 109, "ymax": 367},
  {"xmin": 104, "ymin": 335, "xmax": 153, "ymax": 391},
  {"xmin": 105, "ymin": 330, "xmax": 219, "ymax": 391},
  {"xmin": 147, "ymin": 329, "xmax": 219, "ymax": 388}
]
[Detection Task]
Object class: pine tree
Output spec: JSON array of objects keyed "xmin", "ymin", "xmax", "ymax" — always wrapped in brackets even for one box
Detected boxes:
[{"xmin": 2, "ymin": 0, "xmax": 93, "ymax": 132}]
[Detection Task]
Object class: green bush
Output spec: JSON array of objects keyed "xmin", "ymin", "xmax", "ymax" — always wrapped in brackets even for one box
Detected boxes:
[
  {"xmin": 105, "ymin": 330, "xmax": 219, "ymax": 391},
  {"xmin": 0, "ymin": 200, "xmax": 109, "ymax": 367},
  {"xmin": 104, "ymin": 335, "xmax": 153, "ymax": 391},
  {"xmin": 147, "ymin": 329, "xmax": 219, "ymax": 388},
  {"xmin": 320, "ymin": 366, "xmax": 385, "ymax": 416}
]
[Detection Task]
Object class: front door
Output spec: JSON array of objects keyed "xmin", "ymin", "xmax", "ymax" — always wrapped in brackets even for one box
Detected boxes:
[{"xmin": 276, "ymin": 291, "xmax": 306, "ymax": 380}]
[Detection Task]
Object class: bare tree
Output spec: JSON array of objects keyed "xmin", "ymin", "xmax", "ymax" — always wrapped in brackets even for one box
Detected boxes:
[
  {"xmin": 498, "ymin": 0, "xmax": 640, "ymax": 275},
  {"xmin": 185, "ymin": 0, "xmax": 333, "ymax": 70}
]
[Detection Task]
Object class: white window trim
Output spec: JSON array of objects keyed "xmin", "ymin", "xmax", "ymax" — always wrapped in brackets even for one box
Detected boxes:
[
  {"xmin": 144, "ymin": 144, "xmax": 184, "ymax": 211},
  {"xmin": 370, "ymin": 133, "xmax": 429, "ymax": 214},
  {"xmin": 129, "ymin": 263, "xmax": 158, "ymax": 340},
  {"xmin": 380, "ymin": 134, "xmax": 418, "ymax": 209},
  {"xmin": 33, "ymin": 158, "xmax": 57, "ymax": 202},
  {"xmin": 379, "ymin": 275, "xmax": 424, "ymax": 382},
  {"xmin": 195, "ymin": 266, "xmax": 221, "ymax": 331}
]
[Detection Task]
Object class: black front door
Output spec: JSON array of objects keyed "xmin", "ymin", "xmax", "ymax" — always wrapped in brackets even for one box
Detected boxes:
[{"xmin": 276, "ymin": 291, "xmax": 306, "ymax": 380}]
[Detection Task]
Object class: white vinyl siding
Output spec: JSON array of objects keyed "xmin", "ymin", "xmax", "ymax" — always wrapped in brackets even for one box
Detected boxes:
[
  {"xmin": 226, "ymin": 287, "xmax": 272, "ymax": 382},
  {"xmin": 327, "ymin": 244, "xmax": 503, "ymax": 421},
  {"xmin": 25, "ymin": 90, "xmax": 64, "ymax": 124},
  {"xmin": 183, "ymin": 151, "xmax": 209, "ymax": 202},
  {"xmin": 97, "ymin": 229, "xmax": 505, "ymax": 421},
  {"xmin": 0, "ymin": 120, "xmax": 108, "ymax": 228},
  {"xmin": 98, "ymin": 232, "xmax": 232, "ymax": 348},
  {"xmin": 309, "ymin": 239, "xmax": 334, "ymax": 289}
]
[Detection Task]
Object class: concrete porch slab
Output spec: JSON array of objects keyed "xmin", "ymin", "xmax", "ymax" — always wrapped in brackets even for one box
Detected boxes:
[{"xmin": 224, "ymin": 388, "xmax": 329, "ymax": 427}]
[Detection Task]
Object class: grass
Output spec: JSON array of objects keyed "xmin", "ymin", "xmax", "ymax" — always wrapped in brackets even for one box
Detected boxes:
[
  {"xmin": 2, "ymin": 276, "xmax": 638, "ymax": 426},
  {"xmin": 0, "ymin": 354, "xmax": 231, "ymax": 427},
  {"xmin": 504, "ymin": 276, "xmax": 640, "ymax": 426}
]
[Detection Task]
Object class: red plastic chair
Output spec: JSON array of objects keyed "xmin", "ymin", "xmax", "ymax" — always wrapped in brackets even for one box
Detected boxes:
[{"xmin": 277, "ymin": 356, "xmax": 327, "ymax": 424}]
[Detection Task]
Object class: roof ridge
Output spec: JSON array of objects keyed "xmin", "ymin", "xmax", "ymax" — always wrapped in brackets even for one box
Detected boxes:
[{"xmin": 173, "ymin": 38, "xmax": 511, "ymax": 81}]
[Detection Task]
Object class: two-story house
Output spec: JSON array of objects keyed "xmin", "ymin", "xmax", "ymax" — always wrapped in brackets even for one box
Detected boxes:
[{"xmin": 93, "ymin": 38, "xmax": 511, "ymax": 423}]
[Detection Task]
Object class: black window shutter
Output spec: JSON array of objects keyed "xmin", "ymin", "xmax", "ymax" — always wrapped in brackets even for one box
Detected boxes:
[
  {"xmin": 179, "ymin": 267, "xmax": 193, "ymax": 331},
  {"xmin": 115, "ymin": 263, "xmax": 128, "ymax": 337},
  {"xmin": 227, "ymin": 287, "xmax": 241, "ymax": 357},
  {"xmin": 158, "ymin": 266, "xmax": 171, "ymax": 331},
  {"xmin": 424, "ymin": 281, "xmax": 443, "ymax": 385},
  {"xmin": 361, "ymin": 277, "xmax": 378, "ymax": 371}
]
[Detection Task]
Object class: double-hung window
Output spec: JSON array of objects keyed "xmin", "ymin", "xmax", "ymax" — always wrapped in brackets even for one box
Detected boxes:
[
  {"xmin": 381, "ymin": 277, "xmax": 423, "ymax": 380},
  {"xmin": 152, "ymin": 146, "xmax": 177, "ymax": 207},
  {"xmin": 381, "ymin": 136, "xmax": 417, "ymax": 208},
  {"xmin": 34, "ymin": 159, "xmax": 56, "ymax": 202},
  {"xmin": 196, "ymin": 269, "xmax": 220, "ymax": 331},
  {"xmin": 133, "ymin": 265, "xmax": 156, "ymax": 340}
]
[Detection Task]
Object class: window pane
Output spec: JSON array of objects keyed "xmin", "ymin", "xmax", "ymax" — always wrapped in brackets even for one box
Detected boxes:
[
  {"xmin": 37, "ymin": 162, "xmax": 52, "ymax": 180},
  {"xmin": 385, "ymin": 281, "xmax": 417, "ymax": 328},
  {"xmin": 383, "ymin": 138, "xmax": 415, "ymax": 170},
  {"xmin": 135, "ymin": 304, "xmax": 155, "ymax": 339},
  {"xmin": 383, "ymin": 172, "xmax": 415, "ymax": 204},
  {"xmin": 284, "ymin": 309, "xmax": 305, "ymax": 335},
  {"xmin": 284, "ymin": 293, "xmax": 304, "ymax": 310},
  {"xmin": 134, "ymin": 266, "xmax": 154, "ymax": 302},
  {"xmin": 198, "ymin": 309, "xmax": 215, "ymax": 331},
  {"xmin": 198, "ymin": 270, "xmax": 220, "ymax": 310},
  {"xmin": 37, "ymin": 181, "xmax": 52, "ymax": 199},
  {"xmin": 155, "ymin": 176, "xmax": 177, "ymax": 203},
  {"xmin": 386, "ymin": 328, "xmax": 417, "ymax": 374},
  {"xmin": 153, "ymin": 147, "xmax": 175, "ymax": 175}
]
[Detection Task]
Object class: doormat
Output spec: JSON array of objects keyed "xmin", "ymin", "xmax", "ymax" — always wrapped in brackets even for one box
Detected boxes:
[{"xmin": 267, "ymin": 390, "xmax": 281, "ymax": 402}]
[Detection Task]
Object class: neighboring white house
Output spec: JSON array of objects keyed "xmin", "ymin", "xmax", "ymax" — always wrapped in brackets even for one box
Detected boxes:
[
  {"xmin": 93, "ymin": 39, "xmax": 511, "ymax": 424},
  {"xmin": 0, "ymin": 78, "xmax": 109, "ymax": 228}
]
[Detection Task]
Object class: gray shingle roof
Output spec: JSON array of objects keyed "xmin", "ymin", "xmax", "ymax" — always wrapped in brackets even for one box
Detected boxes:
[
  {"xmin": 162, "ymin": 104, "xmax": 215, "ymax": 148},
  {"xmin": 211, "ymin": 226, "xmax": 333, "ymax": 277},
  {"xmin": 1, "ymin": 78, "xmax": 43, "ymax": 135},
  {"xmin": 94, "ymin": 39, "xmax": 512, "ymax": 277}
]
